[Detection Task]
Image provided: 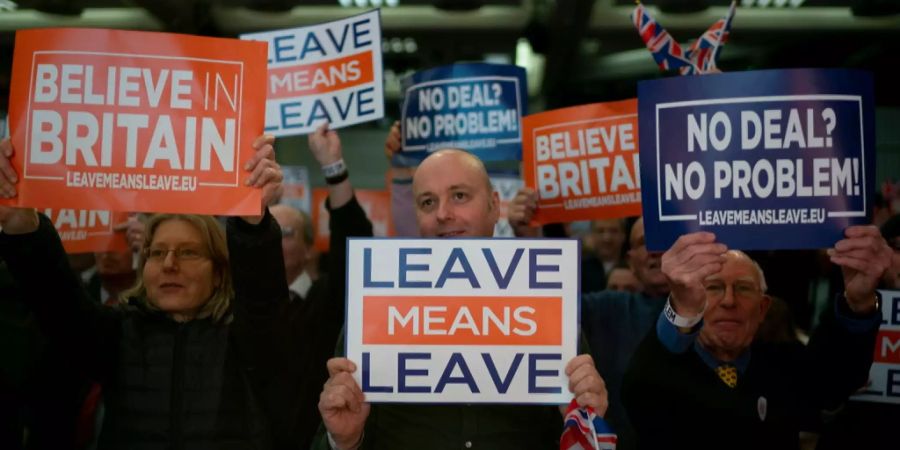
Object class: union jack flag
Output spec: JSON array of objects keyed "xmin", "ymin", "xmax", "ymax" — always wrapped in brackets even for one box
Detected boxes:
[
  {"xmin": 631, "ymin": 2, "xmax": 691, "ymax": 73},
  {"xmin": 560, "ymin": 399, "xmax": 617, "ymax": 450},
  {"xmin": 631, "ymin": 1, "xmax": 737, "ymax": 76},
  {"xmin": 687, "ymin": 0, "xmax": 736, "ymax": 74}
]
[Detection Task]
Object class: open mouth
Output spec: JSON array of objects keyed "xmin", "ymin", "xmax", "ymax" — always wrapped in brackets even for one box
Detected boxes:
[{"xmin": 438, "ymin": 230, "xmax": 466, "ymax": 237}]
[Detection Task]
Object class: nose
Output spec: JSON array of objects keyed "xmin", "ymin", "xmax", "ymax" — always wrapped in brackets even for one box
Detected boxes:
[
  {"xmin": 719, "ymin": 284, "xmax": 736, "ymax": 308},
  {"xmin": 436, "ymin": 200, "xmax": 454, "ymax": 222},
  {"xmin": 162, "ymin": 250, "xmax": 179, "ymax": 271}
]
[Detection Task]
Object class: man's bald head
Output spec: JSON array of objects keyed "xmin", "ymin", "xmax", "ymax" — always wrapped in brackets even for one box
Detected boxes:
[
  {"xmin": 412, "ymin": 149, "xmax": 499, "ymax": 238},
  {"xmin": 414, "ymin": 149, "xmax": 494, "ymax": 194}
]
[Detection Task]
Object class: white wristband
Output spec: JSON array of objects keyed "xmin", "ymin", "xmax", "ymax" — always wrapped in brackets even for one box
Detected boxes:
[
  {"xmin": 663, "ymin": 296, "xmax": 705, "ymax": 328},
  {"xmin": 322, "ymin": 159, "xmax": 347, "ymax": 178}
]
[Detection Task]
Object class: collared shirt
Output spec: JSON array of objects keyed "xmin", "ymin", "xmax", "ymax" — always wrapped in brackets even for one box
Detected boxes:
[
  {"xmin": 288, "ymin": 271, "xmax": 313, "ymax": 301},
  {"xmin": 693, "ymin": 340, "xmax": 751, "ymax": 374}
]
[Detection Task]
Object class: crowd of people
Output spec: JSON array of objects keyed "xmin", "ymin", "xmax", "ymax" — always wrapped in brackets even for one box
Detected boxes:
[{"xmin": 0, "ymin": 120, "xmax": 897, "ymax": 450}]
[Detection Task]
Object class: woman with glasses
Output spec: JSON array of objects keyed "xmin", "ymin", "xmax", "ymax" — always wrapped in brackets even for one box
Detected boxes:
[{"xmin": 0, "ymin": 136, "xmax": 291, "ymax": 450}]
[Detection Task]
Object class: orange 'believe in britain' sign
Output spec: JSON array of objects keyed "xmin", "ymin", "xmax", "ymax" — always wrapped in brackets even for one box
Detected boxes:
[
  {"xmin": 4, "ymin": 28, "xmax": 268, "ymax": 215},
  {"xmin": 523, "ymin": 99, "xmax": 641, "ymax": 224}
]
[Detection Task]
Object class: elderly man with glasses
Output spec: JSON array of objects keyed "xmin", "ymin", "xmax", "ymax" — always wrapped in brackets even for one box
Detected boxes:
[{"xmin": 622, "ymin": 227, "xmax": 892, "ymax": 450}]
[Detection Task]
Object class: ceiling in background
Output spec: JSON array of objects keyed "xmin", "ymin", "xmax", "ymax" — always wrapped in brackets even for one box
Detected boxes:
[{"xmin": 1, "ymin": 0, "xmax": 899, "ymax": 114}]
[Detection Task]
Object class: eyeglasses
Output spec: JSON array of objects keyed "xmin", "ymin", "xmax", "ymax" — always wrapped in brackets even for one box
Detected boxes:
[
  {"xmin": 144, "ymin": 246, "xmax": 208, "ymax": 263},
  {"xmin": 704, "ymin": 280, "xmax": 761, "ymax": 301}
]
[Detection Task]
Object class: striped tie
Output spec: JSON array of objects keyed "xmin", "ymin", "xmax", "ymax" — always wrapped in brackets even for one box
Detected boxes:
[{"xmin": 716, "ymin": 364, "xmax": 738, "ymax": 388}]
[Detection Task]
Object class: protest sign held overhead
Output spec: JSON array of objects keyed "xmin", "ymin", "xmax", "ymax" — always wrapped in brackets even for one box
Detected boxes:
[
  {"xmin": 850, "ymin": 290, "xmax": 900, "ymax": 405},
  {"xmin": 44, "ymin": 208, "xmax": 129, "ymax": 254},
  {"xmin": 638, "ymin": 69, "xmax": 874, "ymax": 251},
  {"xmin": 242, "ymin": 10, "xmax": 384, "ymax": 136},
  {"xmin": 346, "ymin": 238, "xmax": 579, "ymax": 404},
  {"xmin": 523, "ymin": 100, "xmax": 641, "ymax": 225},
  {"xmin": 5, "ymin": 28, "xmax": 267, "ymax": 215},
  {"xmin": 400, "ymin": 63, "xmax": 526, "ymax": 163}
]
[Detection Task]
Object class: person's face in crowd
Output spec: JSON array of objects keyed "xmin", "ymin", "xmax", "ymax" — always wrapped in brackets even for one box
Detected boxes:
[
  {"xmin": 143, "ymin": 219, "xmax": 216, "ymax": 321},
  {"xmin": 95, "ymin": 250, "xmax": 134, "ymax": 276},
  {"xmin": 271, "ymin": 205, "xmax": 309, "ymax": 280},
  {"xmin": 413, "ymin": 150, "xmax": 500, "ymax": 238},
  {"xmin": 627, "ymin": 219, "xmax": 667, "ymax": 290},
  {"xmin": 699, "ymin": 252, "xmax": 771, "ymax": 359},
  {"xmin": 606, "ymin": 267, "xmax": 642, "ymax": 294},
  {"xmin": 591, "ymin": 219, "xmax": 625, "ymax": 262},
  {"xmin": 883, "ymin": 236, "xmax": 900, "ymax": 289}
]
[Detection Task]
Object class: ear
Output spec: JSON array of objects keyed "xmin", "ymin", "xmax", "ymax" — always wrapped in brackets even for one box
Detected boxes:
[
  {"xmin": 489, "ymin": 190, "xmax": 500, "ymax": 219},
  {"xmin": 759, "ymin": 294, "xmax": 773, "ymax": 317}
]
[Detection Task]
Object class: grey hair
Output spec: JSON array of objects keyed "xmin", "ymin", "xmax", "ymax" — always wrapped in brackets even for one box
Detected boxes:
[{"xmin": 726, "ymin": 250, "xmax": 768, "ymax": 293}]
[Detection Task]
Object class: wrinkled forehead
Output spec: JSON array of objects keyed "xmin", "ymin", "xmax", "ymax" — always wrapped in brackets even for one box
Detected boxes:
[{"xmin": 704, "ymin": 253, "xmax": 760, "ymax": 285}]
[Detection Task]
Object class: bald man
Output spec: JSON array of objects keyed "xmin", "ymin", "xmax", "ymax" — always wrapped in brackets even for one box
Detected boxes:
[
  {"xmin": 316, "ymin": 149, "xmax": 608, "ymax": 450},
  {"xmin": 623, "ymin": 230, "xmax": 889, "ymax": 449}
]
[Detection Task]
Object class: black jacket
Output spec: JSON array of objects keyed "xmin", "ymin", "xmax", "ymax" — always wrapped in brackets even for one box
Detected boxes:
[
  {"xmin": 1, "ymin": 212, "xmax": 291, "ymax": 450},
  {"xmin": 622, "ymin": 307, "xmax": 878, "ymax": 450},
  {"xmin": 276, "ymin": 197, "xmax": 373, "ymax": 450}
]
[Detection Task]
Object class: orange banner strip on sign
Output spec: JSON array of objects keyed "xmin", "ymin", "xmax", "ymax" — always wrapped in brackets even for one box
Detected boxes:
[
  {"xmin": 362, "ymin": 295, "xmax": 562, "ymax": 346},
  {"xmin": 267, "ymin": 51, "xmax": 374, "ymax": 99}
]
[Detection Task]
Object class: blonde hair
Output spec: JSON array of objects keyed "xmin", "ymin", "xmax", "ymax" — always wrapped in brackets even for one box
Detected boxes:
[{"xmin": 122, "ymin": 214, "xmax": 233, "ymax": 324}]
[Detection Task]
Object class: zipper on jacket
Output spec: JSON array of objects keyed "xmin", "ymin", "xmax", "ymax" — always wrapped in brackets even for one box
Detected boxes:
[{"xmin": 170, "ymin": 323, "xmax": 187, "ymax": 450}]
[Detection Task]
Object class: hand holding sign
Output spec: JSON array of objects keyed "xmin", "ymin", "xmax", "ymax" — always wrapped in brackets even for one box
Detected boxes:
[
  {"xmin": 384, "ymin": 121, "xmax": 416, "ymax": 182},
  {"xmin": 0, "ymin": 139, "xmax": 38, "ymax": 234},
  {"xmin": 565, "ymin": 354, "xmax": 608, "ymax": 417},
  {"xmin": 319, "ymin": 357, "xmax": 369, "ymax": 450},
  {"xmin": 508, "ymin": 187, "xmax": 539, "ymax": 237},
  {"xmin": 309, "ymin": 123, "xmax": 344, "ymax": 167},
  {"xmin": 384, "ymin": 120, "xmax": 401, "ymax": 161},
  {"xmin": 0, "ymin": 138, "xmax": 18, "ymax": 198},
  {"xmin": 241, "ymin": 134, "xmax": 283, "ymax": 224},
  {"xmin": 829, "ymin": 226, "xmax": 892, "ymax": 314},
  {"xmin": 662, "ymin": 232, "xmax": 728, "ymax": 317}
]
